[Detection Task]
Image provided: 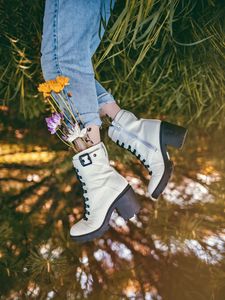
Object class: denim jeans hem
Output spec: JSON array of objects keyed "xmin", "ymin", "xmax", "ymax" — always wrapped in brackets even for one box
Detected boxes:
[
  {"xmin": 79, "ymin": 112, "xmax": 102, "ymax": 127},
  {"xmin": 98, "ymin": 92, "xmax": 116, "ymax": 108}
]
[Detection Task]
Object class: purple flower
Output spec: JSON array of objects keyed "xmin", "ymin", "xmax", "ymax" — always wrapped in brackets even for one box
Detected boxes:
[{"xmin": 45, "ymin": 113, "xmax": 63, "ymax": 134}]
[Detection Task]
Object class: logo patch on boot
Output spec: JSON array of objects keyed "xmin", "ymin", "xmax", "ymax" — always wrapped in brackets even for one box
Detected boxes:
[{"xmin": 79, "ymin": 153, "xmax": 92, "ymax": 166}]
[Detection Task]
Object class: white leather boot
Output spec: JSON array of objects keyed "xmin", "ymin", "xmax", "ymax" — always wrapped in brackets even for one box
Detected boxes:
[
  {"xmin": 108, "ymin": 110, "xmax": 187, "ymax": 200},
  {"xmin": 70, "ymin": 142, "xmax": 140, "ymax": 242}
]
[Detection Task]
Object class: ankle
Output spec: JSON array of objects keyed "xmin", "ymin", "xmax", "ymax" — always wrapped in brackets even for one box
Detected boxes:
[
  {"xmin": 100, "ymin": 102, "xmax": 121, "ymax": 120},
  {"xmin": 85, "ymin": 124, "xmax": 101, "ymax": 146}
]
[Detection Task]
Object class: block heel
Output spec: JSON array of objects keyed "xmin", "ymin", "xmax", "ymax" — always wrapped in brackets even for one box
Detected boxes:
[
  {"xmin": 71, "ymin": 185, "xmax": 139, "ymax": 243},
  {"xmin": 116, "ymin": 186, "xmax": 140, "ymax": 220},
  {"xmin": 151, "ymin": 122, "xmax": 187, "ymax": 200},
  {"xmin": 161, "ymin": 121, "xmax": 187, "ymax": 149}
]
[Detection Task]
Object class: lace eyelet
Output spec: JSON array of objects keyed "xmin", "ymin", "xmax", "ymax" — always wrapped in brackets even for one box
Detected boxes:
[{"xmin": 76, "ymin": 169, "xmax": 90, "ymax": 220}]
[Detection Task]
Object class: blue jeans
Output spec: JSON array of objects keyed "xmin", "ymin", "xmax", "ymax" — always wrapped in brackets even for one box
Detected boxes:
[{"xmin": 41, "ymin": 0, "xmax": 116, "ymax": 126}]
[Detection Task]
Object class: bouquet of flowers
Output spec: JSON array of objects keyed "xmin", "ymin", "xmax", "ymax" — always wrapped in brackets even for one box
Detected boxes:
[{"xmin": 38, "ymin": 76, "xmax": 92, "ymax": 152}]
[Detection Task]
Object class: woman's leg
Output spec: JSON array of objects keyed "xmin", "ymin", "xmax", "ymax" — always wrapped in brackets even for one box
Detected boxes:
[
  {"xmin": 40, "ymin": 0, "xmax": 140, "ymax": 243},
  {"xmin": 88, "ymin": 0, "xmax": 122, "ymax": 120},
  {"xmin": 96, "ymin": 81, "xmax": 121, "ymax": 120},
  {"xmin": 89, "ymin": 2, "xmax": 187, "ymax": 202},
  {"xmin": 41, "ymin": 0, "xmax": 103, "ymax": 144}
]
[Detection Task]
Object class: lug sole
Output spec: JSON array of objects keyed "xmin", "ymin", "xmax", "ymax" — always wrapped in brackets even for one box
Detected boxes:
[
  {"xmin": 70, "ymin": 184, "xmax": 140, "ymax": 243},
  {"xmin": 151, "ymin": 121, "xmax": 188, "ymax": 199}
]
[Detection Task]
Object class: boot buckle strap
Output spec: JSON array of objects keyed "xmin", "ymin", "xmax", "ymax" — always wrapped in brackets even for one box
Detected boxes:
[{"xmin": 79, "ymin": 153, "xmax": 92, "ymax": 166}]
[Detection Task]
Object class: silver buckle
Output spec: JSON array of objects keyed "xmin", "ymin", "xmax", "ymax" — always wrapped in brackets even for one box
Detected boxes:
[{"xmin": 79, "ymin": 153, "xmax": 92, "ymax": 166}]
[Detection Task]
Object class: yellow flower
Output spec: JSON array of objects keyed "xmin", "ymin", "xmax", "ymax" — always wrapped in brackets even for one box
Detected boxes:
[
  {"xmin": 49, "ymin": 82, "xmax": 64, "ymax": 93},
  {"xmin": 38, "ymin": 82, "xmax": 51, "ymax": 93},
  {"xmin": 56, "ymin": 76, "xmax": 70, "ymax": 87},
  {"xmin": 47, "ymin": 80, "xmax": 56, "ymax": 91},
  {"xmin": 38, "ymin": 76, "xmax": 70, "ymax": 95}
]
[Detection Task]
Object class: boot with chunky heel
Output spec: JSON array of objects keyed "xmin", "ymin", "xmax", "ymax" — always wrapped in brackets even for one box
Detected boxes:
[
  {"xmin": 70, "ymin": 142, "xmax": 140, "ymax": 242},
  {"xmin": 108, "ymin": 110, "xmax": 187, "ymax": 200}
]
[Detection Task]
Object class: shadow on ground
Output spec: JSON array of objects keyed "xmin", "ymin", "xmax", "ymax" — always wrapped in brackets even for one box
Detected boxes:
[{"xmin": 0, "ymin": 121, "xmax": 224, "ymax": 300}]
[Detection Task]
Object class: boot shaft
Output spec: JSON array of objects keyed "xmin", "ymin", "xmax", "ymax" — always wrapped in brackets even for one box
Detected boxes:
[
  {"xmin": 109, "ymin": 109, "xmax": 161, "ymax": 151},
  {"xmin": 72, "ymin": 142, "xmax": 129, "ymax": 208}
]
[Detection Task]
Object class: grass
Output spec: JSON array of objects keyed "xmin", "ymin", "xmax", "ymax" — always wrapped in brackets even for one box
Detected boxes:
[{"xmin": 0, "ymin": 0, "xmax": 224, "ymax": 127}]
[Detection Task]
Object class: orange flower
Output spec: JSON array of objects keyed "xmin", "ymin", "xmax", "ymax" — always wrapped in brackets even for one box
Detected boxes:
[
  {"xmin": 49, "ymin": 82, "xmax": 64, "ymax": 93},
  {"xmin": 38, "ymin": 82, "xmax": 51, "ymax": 93},
  {"xmin": 56, "ymin": 76, "xmax": 69, "ymax": 87},
  {"xmin": 38, "ymin": 76, "xmax": 70, "ymax": 95}
]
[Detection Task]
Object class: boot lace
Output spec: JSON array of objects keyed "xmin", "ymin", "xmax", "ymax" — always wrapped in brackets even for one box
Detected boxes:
[
  {"xmin": 75, "ymin": 168, "xmax": 90, "ymax": 221},
  {"xmin": 116, "ymin": 140, "xmax": 152, "ymax": 175}
]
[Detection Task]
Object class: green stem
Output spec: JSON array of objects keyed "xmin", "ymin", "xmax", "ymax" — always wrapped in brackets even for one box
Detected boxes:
[
  {"xmin": 58, "ymin": 93, "xmax": 78, "ymax": 124},
  {"xmin": 62, "ymin": 89, "xmax": 77, "ymax": 119},
  {"xmin": 47, "ymin": 98, "xmax": 58, "ymax": 113},
  {"xmin": 74, "ymin": 106, "xmax": 85, "ymax": 127},
  {"xmin": 49, "ymin": 95, "xmax": 74, "ymax": 126},
  {"xmin": 61, "ymin": 89, "xmax": 85, "ymax": 127},
  {"xmin": 56, "ymin": 131, "xmax": 71, "ymax": 147}
]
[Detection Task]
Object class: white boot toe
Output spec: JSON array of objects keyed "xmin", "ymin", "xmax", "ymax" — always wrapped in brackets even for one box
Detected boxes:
[{"xmin": 70, "ymin": 142, "xmax": 140, "ymax": 242}]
